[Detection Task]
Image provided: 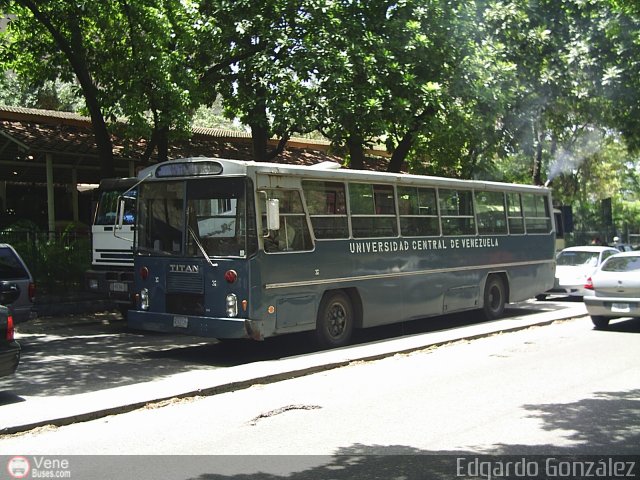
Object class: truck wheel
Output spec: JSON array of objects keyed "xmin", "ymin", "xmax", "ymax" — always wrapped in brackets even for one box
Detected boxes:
[
  {"xmin": 483, "ymin": 276, "xmax": 506, "ymax": 320},
  {"xmin": 591, "ymin": 315, "xmax": 610, "ymax": 329},
  {"xmin": 315, "ymin": 291, "xmax": 354, "ymax": 348}
]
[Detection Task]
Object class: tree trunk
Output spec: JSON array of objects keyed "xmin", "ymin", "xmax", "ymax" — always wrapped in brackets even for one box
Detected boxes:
[
  {"xmin": 249, "ymin": 92, "xmax": 270, "ymax": 161},
  {"xmin": 23, "ymin": 1, "xmax": 115, "ymax": 178},
  {"xmin": 346, "ymin": 135, "xmax": 365, "ymax": 170},
  {"xmin": 157, "ymin": 126, "xmax": 169, "ymax": 163},
  {"xmin": 250, "ymin": 122, "xmax": 269, "ymax": 162},
  {"xmin": 532, "ymin": 125, "xmax": 544, "ymax": 186},
  {"xmin": 84, "ymin": 92, "xmax": 115, "ymax": 178},
  {"xmin": 387, "ymin": 132, "xmax": 414, "ymax": 173},
  {"xmin": 386, "ymin": 107, "xmax": 435, "ymax": 173}
]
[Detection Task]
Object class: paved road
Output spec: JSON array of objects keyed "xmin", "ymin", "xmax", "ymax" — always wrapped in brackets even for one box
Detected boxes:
[
  {"xmin": 2, "ymin": 305, "xmax": 638, "ymax": 480},
  {"xmin": 0, "ymin": 298, "xmax": 587, "ymax": 433}
]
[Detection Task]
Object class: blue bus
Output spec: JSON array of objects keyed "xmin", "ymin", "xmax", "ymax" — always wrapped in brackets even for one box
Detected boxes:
[{"xmin": 126, "ymin": 158, "xmax": 556, "ymax": 348}]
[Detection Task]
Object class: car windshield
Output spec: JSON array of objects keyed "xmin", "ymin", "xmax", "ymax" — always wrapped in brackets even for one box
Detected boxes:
[
  {"xmin": 601, "ymin": 256, "xmax": 640, "ymax": 272},
  {"xmin": 556, "ymin": 251, "xmax": 599, "ymax": 267},
  {"xmin": 0, "ymin": 248, "xmax": 28, "ymax": 279}
]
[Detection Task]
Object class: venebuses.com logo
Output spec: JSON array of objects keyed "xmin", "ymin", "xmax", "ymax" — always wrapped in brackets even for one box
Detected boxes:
[
  {"xmin": 6, "ymin": 456, "xmax": 72, "ymax": 478},
  {"xmin": 6, "ymin": 456, "xmax": 30, "ymax": 479}
]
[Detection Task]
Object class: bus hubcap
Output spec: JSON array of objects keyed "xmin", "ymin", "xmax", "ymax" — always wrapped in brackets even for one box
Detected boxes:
[
  {"xmin": 328, "ymin": 303, "xmax": 346, "ymax": 337},
  {"xmin": 489, "ymin": 287, "xmax": 501, "ymax": 310}
]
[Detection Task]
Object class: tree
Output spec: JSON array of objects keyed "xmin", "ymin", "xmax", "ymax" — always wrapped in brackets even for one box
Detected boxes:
[
  {"xmin": 593, "ymin": 0, "xmax": 640, "ymax": 151},
  {"xmin": 0, "ymin": 0, "xmax": 216, "ymax": 173},
  {"xmin": 404, "ymin": 1, "xmax": 519, "ymax": 179},
  {"xmin": 483, "ymin": 0, "xmax": 621, "ymax": 186},
  {"xmin": 0, "ymin": 0, "xmax": 116, "ymax": 177},
  {"xmin": 201, "ymin": 0, "xmax": 321, "ymax": 162}
]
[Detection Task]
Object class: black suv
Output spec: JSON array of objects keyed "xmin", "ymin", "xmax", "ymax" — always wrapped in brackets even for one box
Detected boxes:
[{"xmin": 0, "ymin": 244, "xmax": 36, "ymax": 324}]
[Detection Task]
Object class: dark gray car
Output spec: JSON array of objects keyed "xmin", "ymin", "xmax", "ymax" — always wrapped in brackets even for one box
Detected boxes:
[
  {"xmin": 0, "ymin": 303, "xmax": 20, "ymax": 378},
  {"xmin": 0, "ymin": 243, "xmax": 36, "ymax": 323}
]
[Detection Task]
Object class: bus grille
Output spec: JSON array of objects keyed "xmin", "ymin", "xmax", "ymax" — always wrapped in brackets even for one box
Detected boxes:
[
  {"xmin": 167, "ymin": 273, "xmax": 204, "ymax": 294},
  {"xmin": 167, "ymin": 272, "xmax": 204, "ymax": 294}
]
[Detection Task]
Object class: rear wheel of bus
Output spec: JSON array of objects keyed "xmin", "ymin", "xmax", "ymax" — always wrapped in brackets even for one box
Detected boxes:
[
  {"xmin": 482, "ymin": 275, "xmax": 506, "ymax": 320},
  {"xmin": 315, "ymin": 290, "xmax": 354, "ymax": 348}
]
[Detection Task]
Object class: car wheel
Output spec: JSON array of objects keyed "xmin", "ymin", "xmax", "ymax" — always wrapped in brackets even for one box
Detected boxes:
[
  {"xmin": 315, "ymin": 291, "xmax": 354, "ymax": 348},
  {"xmin": 535, "ymin": 294, "xmax": 547, "ymax": 301},
  {"xmin": 591, "ymin": 315, "xmax": 610, "ymax": 329}
]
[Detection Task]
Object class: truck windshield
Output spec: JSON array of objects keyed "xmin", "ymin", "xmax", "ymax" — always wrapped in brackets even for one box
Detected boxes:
[
  {"xmin": 95, "ymin": 189, "xmax": 136, "ymax": 225},
  {"xmin": 136, "ymin": 177, "xmax": 256, "ymax": 257}
]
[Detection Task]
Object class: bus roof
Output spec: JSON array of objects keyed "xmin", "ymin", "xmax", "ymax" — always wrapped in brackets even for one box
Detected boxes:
[{"xmin": 138, "ymin": 157, "xmax": 550, "ymax": 194}]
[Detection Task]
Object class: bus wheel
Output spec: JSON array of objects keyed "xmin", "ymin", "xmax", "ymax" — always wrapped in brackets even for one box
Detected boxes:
[
  {"xmin": 482, "ymin": 276, "xmax": 506, "ymax": 320},
  {"xmin": 591, "ymin": 315, "xmax": 610, "ymax": 329},
  {"xmin": 316, "ymin": 291, "xmax": 354, "ymax": 348}
]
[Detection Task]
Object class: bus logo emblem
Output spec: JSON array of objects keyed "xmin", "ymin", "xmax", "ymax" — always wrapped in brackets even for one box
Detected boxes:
[{"xmin": 169, "ymin": 264, "xmax": 200, "ymax": 273}]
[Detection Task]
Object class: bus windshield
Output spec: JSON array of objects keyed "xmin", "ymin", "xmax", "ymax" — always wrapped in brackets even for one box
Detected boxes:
[{"xmin": 137, "ymin": 177, "xmax": 255, "ymax": 257}]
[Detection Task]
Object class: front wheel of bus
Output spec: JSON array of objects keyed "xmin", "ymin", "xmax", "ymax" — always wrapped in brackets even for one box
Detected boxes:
[
  {"xmin": 316, "ymin": 291, "xmax": 354, "ymax": 349},
  {"xmin": 482, "ymin": 276, "xmax": 506, "ymax": 320}
]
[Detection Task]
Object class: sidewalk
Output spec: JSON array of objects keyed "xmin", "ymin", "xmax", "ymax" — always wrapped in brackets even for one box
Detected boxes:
[{"xmin": 1, "ymin": 300, "xmax": 588, "ymax": 434}]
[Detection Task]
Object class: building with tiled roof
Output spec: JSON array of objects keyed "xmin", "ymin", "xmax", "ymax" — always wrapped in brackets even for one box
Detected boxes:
[{"xmin": 0, "ymin": 105, "xmax": 388, "ymax": 230}]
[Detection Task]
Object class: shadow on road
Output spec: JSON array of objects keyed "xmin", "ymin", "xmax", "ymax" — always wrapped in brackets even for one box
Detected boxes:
[
  {"xmin": 2, "ymin": 299, "xmax": 585, "ymax": 398},
  {"xmin": 73, "ymin": 389, "xmax": 639, "ymax": 478}
]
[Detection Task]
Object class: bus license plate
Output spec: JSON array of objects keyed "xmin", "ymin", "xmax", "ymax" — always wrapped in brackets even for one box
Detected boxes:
[
  {"xmin": 173, "ymin": 316, "xmax": 189, "ymax": 328},
  {"xmin": 611, "ymin": 303, "xmax": 630, "ymax": 313},
  {"xmin": 109, "ymin": 282, "xmax": 128, "ymax": 292}
]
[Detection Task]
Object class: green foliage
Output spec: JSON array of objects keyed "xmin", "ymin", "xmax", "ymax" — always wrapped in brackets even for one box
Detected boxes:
[
  {"xmin": 0, "ymin": 222, "xmax": 90, "ymax": 293},
  {"xmin": 0, "ymin": 0, "xmax": 640, "ymax": 236}
]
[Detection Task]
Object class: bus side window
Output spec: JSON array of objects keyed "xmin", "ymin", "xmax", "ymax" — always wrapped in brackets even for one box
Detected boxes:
[
  {"xmin": 398, "ymin": 186, "xmax": 440, "ymax": 236},
  {"xmin": 439, "ymin": 189, "xmax": 475, "ymax": 236},
  {"xmin": 522, "ymin": 193, "xmax": 552, "ymax": 233},
  {"xmin": 475, "ymin": 191, "xmax": 507, "ymax": 235},
  {"xmin": 302, "ymin": 180, "xmax": 348, "ymax": 239},
  {"xmin": 349, "ymin": 183, "xmax": 398, "ymax": 238},
  {"xmin": 260, "ymin": 189, "xmax": 313, "ymax": 253},
  {"xmin": 506, "ymin": 193, "xmax": 525, "ymax": 234}
]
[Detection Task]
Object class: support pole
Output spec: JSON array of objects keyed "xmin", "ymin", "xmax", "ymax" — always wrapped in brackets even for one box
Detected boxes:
[
  {"xmin": 46, "ymin": 153, "xmax": 55, "ymax": 240},
  {"xmin": 71, "ymin": 168, "xmax": 79, "ymax": 223}
]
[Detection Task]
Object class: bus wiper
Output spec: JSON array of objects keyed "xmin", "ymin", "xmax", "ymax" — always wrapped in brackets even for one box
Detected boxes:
[
  {"xmin": 188, "ymin": 226, "xmax": 218, "ymax": 268},
  {"xmin": 136, "ymin": 246, "xmax": 172, "ymax": 256}
]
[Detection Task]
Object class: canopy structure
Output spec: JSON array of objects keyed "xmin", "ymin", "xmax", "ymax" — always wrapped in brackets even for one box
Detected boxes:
[{"xmin": 0, "ymin": 106, "xmax": 353, "ymax": 232}]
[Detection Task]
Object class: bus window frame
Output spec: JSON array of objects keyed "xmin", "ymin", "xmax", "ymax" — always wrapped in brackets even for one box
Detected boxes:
[{"xmin": 348, "ymin": 182, "xmax": 398, "ymax": 239}]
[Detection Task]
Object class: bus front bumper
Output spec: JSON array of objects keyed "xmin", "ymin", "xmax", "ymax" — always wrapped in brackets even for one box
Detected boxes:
[{"xmin": 127, "ymin": 310, "xmax": 265, "ymax": 341}]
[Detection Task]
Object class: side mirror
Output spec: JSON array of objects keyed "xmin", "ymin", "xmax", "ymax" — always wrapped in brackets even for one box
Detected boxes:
[
  {"xmin": 0, "ymin": 282, "xmax": 20, "ymax": 306},
  {"xmin": 115, "ymin": 197, "xmax": 126, "ymax": 230},
  {"xmin": 266, "ymin": 198, "xmax": 280, "ymax": 231}
]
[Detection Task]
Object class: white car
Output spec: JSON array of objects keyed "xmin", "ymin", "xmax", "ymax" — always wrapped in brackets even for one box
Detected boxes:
[
  {"xmin": 584, "ymin": 251, "xmax": 640, "ymax": 329},
  {"xmin": 539, "ymin": 246, "xmax": 619, "ymax": 299}
]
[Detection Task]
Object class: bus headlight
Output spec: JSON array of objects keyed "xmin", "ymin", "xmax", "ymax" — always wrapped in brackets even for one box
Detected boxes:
[
  {"xmin": 140, "ymin": 288, "xmax": 149, "ymax": 310},
  {"xmin": 226, "ymin": 293, "xmax": 238, "ymax": 317}
]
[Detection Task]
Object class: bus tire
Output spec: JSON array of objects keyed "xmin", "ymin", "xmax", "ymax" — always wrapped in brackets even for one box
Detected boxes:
[
  {"xmin": 591, "ymin": 315, "xmax": 610, "ymax": 329},
  {"xmin": 315, "ymin": 291, "xmax": 354, "ymax": 348},
  {"xmin": 482, "ymin": 275, "xmax": 506, "ymax": 320}
]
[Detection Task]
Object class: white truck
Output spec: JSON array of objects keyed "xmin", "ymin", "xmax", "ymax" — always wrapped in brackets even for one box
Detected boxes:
[{"xmin": 84, "ymin": 177, "xmax": 137, "ymax": 317}]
